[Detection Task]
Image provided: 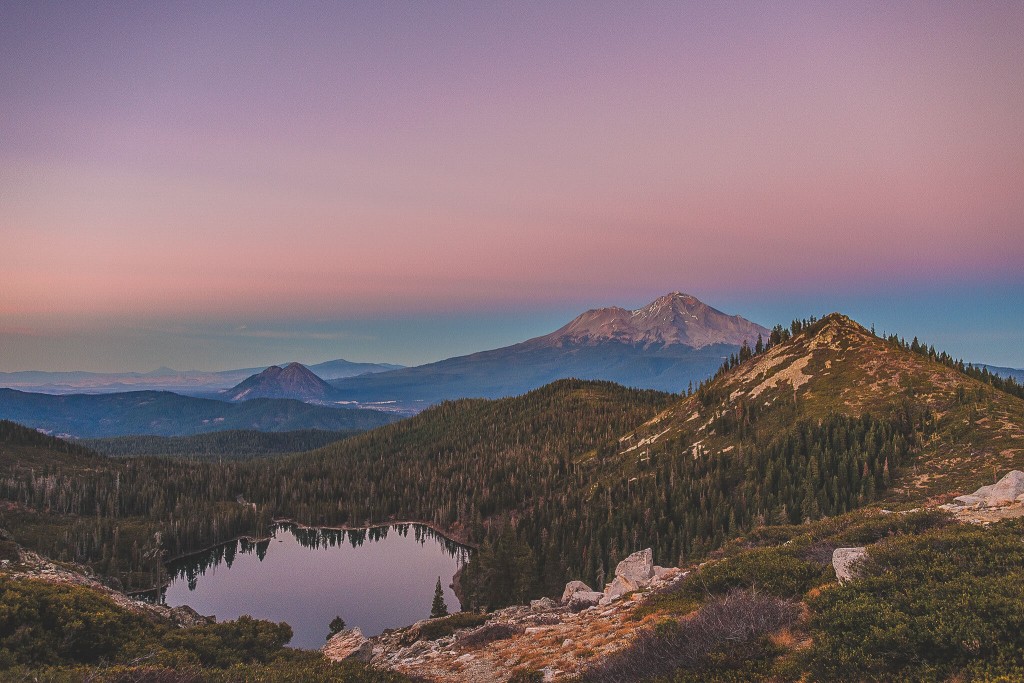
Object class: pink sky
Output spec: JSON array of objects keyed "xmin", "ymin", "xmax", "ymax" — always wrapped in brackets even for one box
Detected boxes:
[{"xmin": 2, "ymin": 2, "xmax": 1022, "ymax": 369}]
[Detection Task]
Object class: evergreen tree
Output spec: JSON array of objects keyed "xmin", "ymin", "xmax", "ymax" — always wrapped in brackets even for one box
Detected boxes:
[
  {"xmin": 327, "ymin": 615, "xmax": 346, "ymax": 638},
  {"xmin": 430, "ymin": 577, "xmax": 448, "ymax": 618}
]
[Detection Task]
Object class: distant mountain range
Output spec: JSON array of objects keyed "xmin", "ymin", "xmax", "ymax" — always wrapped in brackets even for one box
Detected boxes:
[
  {"xmin": 327, "ymin": 292, "xmax": 770, "ymax": 404},
  {"xmin": 0, "ymin": 358, "xmax": 403, "ymax": 395},
  {"xmin": 0, "ymin": 389, "xmax": 400, "ymax": 438},
  {"xmin": 980, "ymin": 364, "xmax": 1024, "ymax": 383}
]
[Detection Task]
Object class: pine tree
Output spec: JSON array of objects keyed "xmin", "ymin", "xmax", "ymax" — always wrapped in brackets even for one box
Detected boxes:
[
  {"xmin": 430, "ymin": 577, "xmax": 448, "ymax": 618},
  {"xmin": 327, "ymin": 616, "xmax": 346, "ymax": 638}
]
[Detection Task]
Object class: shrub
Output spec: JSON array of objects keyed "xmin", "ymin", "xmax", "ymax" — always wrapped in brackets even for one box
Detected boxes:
[
  {"xmin": 457, "ymin": 621, "xmax": 524, "ymax": 647},
  {"xmin": 407, "ymin": 611, "xmax": 488, "ymax": 643},
  {"xmin": 683, "ymin": 548, "xmax": 828, "ymax": 599},
  {"xmin": 584, "ymin": 589, "xmax": 799, "ymax": 682},
  {"xmin": 806, "ymin": 520, "xmax": 1024, "ymax": 681}
]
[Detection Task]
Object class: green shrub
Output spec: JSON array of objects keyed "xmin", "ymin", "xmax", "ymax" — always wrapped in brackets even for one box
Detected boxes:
[
  {"xmin": 806, "ymin": 520, "xmax": 1024, "ymax": 681},
  {"xmin": 408, "ymin": 611, "xmax": 488, "ymax": 642},
  {"xmin": 683, "ymin": 548, "xmax": 828, "ymax": 599}
]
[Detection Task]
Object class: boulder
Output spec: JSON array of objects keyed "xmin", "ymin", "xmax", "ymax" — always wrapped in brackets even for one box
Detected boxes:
[
  {"xmin": 954, "ymin": 470, "xmax": 1024, "ymax": 508},
  {"xmin": 652, "ymin": 565, "xmax": 679, "ymax": 580},
  {"xmin": 832, "ymin": 547, "xmax": 867, "ymax": 583},
  {"xmin": 530, "ymin": 597, "xmax": 558, "ymax": 611},
  {"xmin": 600, "ymin": 575, "xmax": 638, "ymax": 605},
  {"xmin": 567, "ymin": 591, "xmax": 603, "ymax": 611},
  {"xmin": 169, "ymin": 604, "xmax": 214, "ymax": 627},
  {"xmin": 615, "ymin": 548, "xmax": 654, "ymax": 585},
  {"xmin": 561, "ymin": 580, "xmax": 594, "ymax": 604},
  {"xmin": 324, "ymin": 628, "xmax": 373, "ymax": 662}
]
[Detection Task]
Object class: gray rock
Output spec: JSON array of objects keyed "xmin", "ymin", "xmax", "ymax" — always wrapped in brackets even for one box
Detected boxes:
[
  {"xmin": 615, "ymin": 548, "xmax": 654, "ymax": 585},
  {"xmin": 832, "ymin": 547, "xmax": 868, "ymax": 583},
  {"xmin": 169, "ymin": 604, "xmax": 215, "ymax": 627},
  {"xmin": 324, "ymin": 628, "xmax": 373, "ymax": 662},
  {"xmin": 561, "ymin": 580, "xmax": 594, "ymax": 604},
  {"xmin": 954, "ymin": 470, "xmax": 1024, "ymax": 507},
  {"xmin": 600, "ymin": 575, "xmax": 638, "ymax": 605},
  {"xmin": 568, "ymin": 591, "xmax": 603, "ymax": 611},
  {"xmin": 531, "ymin": 596, "xmax": 558, "ymax": 611}
]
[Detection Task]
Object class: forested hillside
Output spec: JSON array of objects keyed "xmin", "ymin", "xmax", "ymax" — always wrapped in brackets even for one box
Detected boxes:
[
  {"xmin": 85, "ymin": 429, "xmax": 357, "ymax": 460},
  {"xmin": 0, "ymin": 389, "xmax": 399, "ymax": 438},
  {"xmin": 2, "ymin": 315, "xmax": 1021, "ymax": 608}
]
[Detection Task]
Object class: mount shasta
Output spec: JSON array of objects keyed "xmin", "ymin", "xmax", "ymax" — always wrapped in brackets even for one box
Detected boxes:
[{"xmin": 327, "ymin": 292, "xmax": 770, "ymax": 404}]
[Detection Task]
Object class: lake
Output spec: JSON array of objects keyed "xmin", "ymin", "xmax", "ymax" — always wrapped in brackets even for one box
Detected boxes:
[{"xmin": 160, "ymin": 523, "xmax": 469, "ymax": 649}]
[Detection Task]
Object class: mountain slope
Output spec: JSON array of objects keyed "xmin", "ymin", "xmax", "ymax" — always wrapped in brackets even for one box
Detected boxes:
[
  {"xmin": 617, "ymin": 313, "xmax": 1024, "ymax": 503},
  {"xmin": 330, "ymin": 293, "xmax": 769, "ymax": 404},
  {"xmin": 0, "ymin": 389, "xmax": 400, "ymax": 438},
  {"xmin": 224, "ymin": 363, "xmax": 340, "ymax": 402}
]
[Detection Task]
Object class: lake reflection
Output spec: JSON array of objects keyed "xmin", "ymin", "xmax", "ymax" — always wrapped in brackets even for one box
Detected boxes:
[{"xmin": 161, "ymin": 524, "xmax": 469, "ymax": 649}]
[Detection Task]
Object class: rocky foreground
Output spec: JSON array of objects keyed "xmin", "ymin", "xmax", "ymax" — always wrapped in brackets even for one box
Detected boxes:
[
  {"xmin": 325, "ymin": 548, "xmax": 686, "ymax": 681},
  {"xmin": 326, "ymin": 472, "xmax": 1024, "ymax": 682}
]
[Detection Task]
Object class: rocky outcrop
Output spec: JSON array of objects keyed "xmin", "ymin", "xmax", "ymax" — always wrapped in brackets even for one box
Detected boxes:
[
  {"xmin": 561, "ymin": 580, "xmax": 594, "ymax": 604},
  {"xmin": 568, "ymin": 591, "xmax": 604, "ymax": 611},
  {"xmin": 531, "ymin": 597, "xmax": 558, "ymax": 611},
  {"xmin": 599, "ymin": 576, "xmax": 637, "ymax": 606},
  {"xmin": 614, "ymin": 548, "xmax": 654, "ymax": 585},
  {"xmin": 168, "ymin": 604, "xmax": 215, "ymax": 627},
  {"xmin": 953, "ymin": 470, "xmax": 1024, "ymax": 508},
  {"xmin": 832, "ymin": 547, "xmax": 867, "ymax": 583},
  {"xmin": 325, "ymin": 627, "xmax": 373, "ymax": 662}
]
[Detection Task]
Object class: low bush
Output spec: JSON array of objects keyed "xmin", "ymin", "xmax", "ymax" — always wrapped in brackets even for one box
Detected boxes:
[
  {"xmin": 806, "ymin": 519, "xmax": 1024, "ymax": 681},
  {"xmin": 585, "ymin": 589, "xmax": 799, "ymax": 682},
  {"xmin": 409, "ymin": 611, "xmax": 488, "ymax": 643},
  {"xmin": 457, "ymin": 621, "xmax": 524, "ymax": 647}
]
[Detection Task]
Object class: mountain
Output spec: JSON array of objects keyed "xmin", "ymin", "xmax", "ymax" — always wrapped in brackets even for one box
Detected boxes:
[
  {"xmin": 0, "ymin": 388, "xmax": 400, "ymax": 438},
  {"xmin": 980, "ymin": 363, "xmax": 1024, "ymax": 383},
  {"xmin": 224, "ymin": 362, "xmax": 340, "ymax": 402},
  {"xmin": 540, "ymin": 291, "xmax": 767, "ymax": 348},
  {"xmin": 0, "ymin": 358, "xmax": 402, "ymax": 395},
  {"xmin": 307, "ymin": 358, "xmax": 404, "ymax": 379},
  {"xmin": 329, "ymin": 292, "xmax": 770, "ymax": 405},
  {"xmin": 618, "ymin": 313, "xmax": 1024, "ymax": 502}
]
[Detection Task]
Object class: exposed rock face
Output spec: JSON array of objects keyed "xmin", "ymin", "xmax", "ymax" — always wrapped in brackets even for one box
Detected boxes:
[
  {"xmin": 954, "ymin": 470, "xmax": 1024, "ymax": 508},
  {"xmin": 324, "ymin": 628, "xmax": 373, "ymax": 662},
  {"xmin": 614, "ymin": 548, "xmax": 654, "ymax": 585},
  {"xmin": 567, "ymin": 591, "xmax": 604, "ymax": 611},
  {"xmin": 561, "ymin": 580, "xmax": 594, "ymax": 604},
  {"xmin": 599, "ymin": 576, "xmax": 638, "ymax": 605},
  {"xmin": 833, "ymin": 547, "xmax": 868, "ymax": 583}
]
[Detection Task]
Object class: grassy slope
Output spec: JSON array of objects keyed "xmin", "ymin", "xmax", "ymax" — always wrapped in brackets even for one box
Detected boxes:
[{"xmin": 611, "ymin": 313, "xmax": 1024, "ymax": 504}]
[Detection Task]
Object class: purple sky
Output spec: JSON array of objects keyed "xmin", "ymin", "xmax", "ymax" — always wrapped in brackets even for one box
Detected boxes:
[{"xmin": 2, "ymin": 1, "xmax": 1022, "ymax": 370}]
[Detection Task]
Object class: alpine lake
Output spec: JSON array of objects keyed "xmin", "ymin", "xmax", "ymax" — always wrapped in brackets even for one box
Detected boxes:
[{"xmin": 152, "ymin": 523, "xmax": 470, "ymax": 649}]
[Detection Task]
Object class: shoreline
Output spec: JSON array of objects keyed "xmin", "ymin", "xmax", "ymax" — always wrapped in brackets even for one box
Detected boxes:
[{"xmin": 128, "ymin": 518, "xmax": 476, "ymax": 599}]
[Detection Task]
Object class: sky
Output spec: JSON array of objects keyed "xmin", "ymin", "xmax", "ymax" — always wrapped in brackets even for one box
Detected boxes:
[{"xmin": 2, "ymin": 1, "xmax": 1022, "ymax": 371}]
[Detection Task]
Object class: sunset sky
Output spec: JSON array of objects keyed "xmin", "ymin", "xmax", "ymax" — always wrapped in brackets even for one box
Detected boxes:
[{"xmin": 2, "ymin": 1, "xmax": 1022, "ymax": 371}]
